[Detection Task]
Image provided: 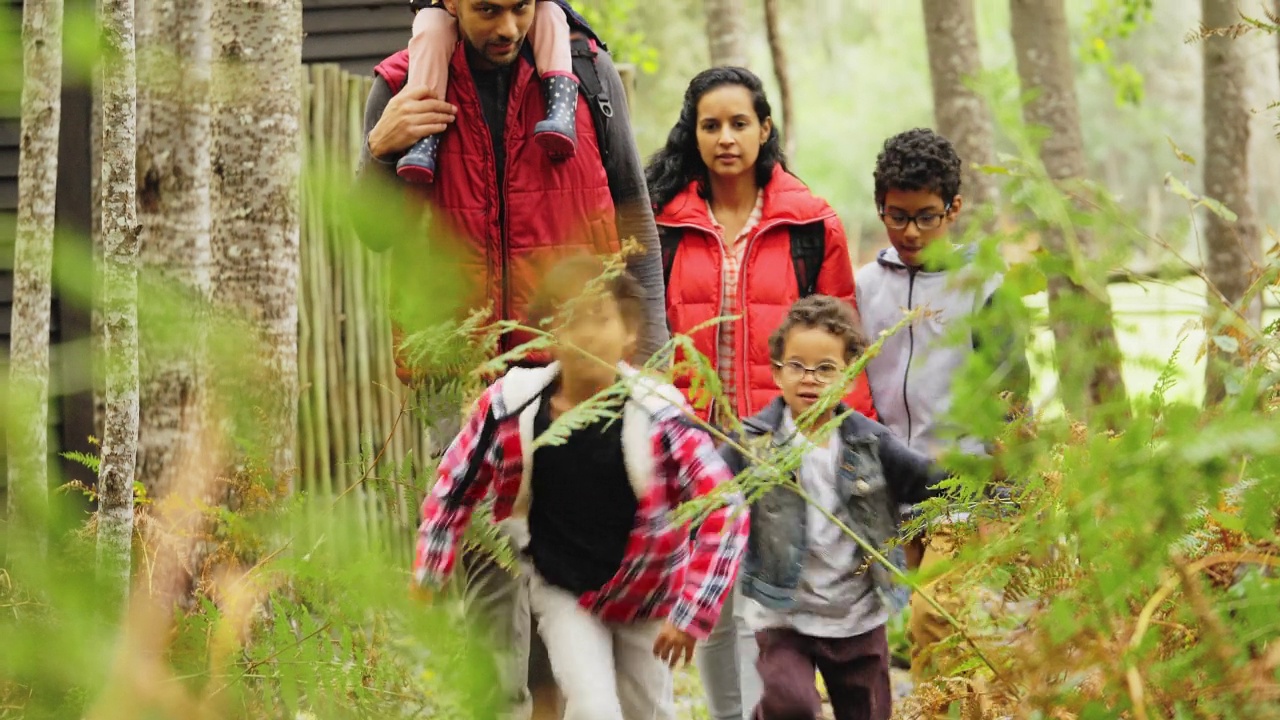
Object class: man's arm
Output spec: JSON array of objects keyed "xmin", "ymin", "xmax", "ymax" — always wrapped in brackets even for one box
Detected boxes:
[
  {"xmin": 593, "ymin": 50, "xmax": 669, "ymax": 363},
  {"xmin": 874, "ymin": 424, "xmax": 947, "ymax": 507},
  {"xmin": 357, "ymin": 78, "xmax": 401, "ymax": 188},
  {"xmin": 355, "ymin": 77, "xmax": 457, "ymax": 253}
]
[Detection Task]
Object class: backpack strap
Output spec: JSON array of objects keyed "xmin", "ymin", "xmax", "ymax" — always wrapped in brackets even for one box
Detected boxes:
[
  {"xmin": 569, "ymin": 33, "xmax": 614, "ymax": 165},
  {"xmin": 789, "ymin": 220, "xmax": 827, "ymax": 297},
  {"xmin": 658, "ymin": 226, "xmax": 684, "ymax": 293}
]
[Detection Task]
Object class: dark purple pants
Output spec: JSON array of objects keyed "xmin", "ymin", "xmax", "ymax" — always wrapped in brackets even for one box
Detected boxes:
[{"xmin": 753, "ymin": 625, "xmax": 892, "ymax": 720}]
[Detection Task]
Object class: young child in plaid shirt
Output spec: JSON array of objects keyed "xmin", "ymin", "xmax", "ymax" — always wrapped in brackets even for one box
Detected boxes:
[
  {"xmin": 398, "ymin": 0, "xmax": 594, "ymax": 183},
  {"xmin": 414, "ymin": 254, "xmax": 748, "ymax": 720}
]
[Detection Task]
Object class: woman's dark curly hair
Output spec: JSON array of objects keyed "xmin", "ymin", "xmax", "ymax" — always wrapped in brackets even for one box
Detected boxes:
[
  {"xmin": 644, "ymin": 67, "xmax": 786, "ymax": 213},
  {"xmin": 768, "ymin": 295, "xmax": 868, "ymax": 364},
  {"xmin": 872, "ymin": 128, "xmax": 963, "ymax": 207}
]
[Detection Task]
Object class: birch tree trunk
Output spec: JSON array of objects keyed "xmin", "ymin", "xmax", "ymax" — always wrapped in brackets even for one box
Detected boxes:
[
  {"xmin": 1010, "ymin": 0, "xmax": 1128, "ymax": 421},
  {"xmin": 923, "ymin": 0, "xmax": 998, "ymax": 220},
  {"xmin": 1201, "ymin": 0, "xmax": 1262, "ymax": 404},
  {"xmin": 7, "ymin": 0, "xmax": 64, "ymax": 544},
  {"xmin": 763, "ymin": 0, "xmax": 795, "ymax": 158},
  {"xmin": 96, "ymin": 0, "xmax": 140, "ymax": 605},
  {"xmin": 704, "ymin": 0, "xmax": 748, "ymax": 67},
  {"xmin": 136, "ymin": 0, "xmax": 213, "ymax": 498},
  {"xmin": 210, "ymin": 0, "xmax": 302, "ymax": 485}
]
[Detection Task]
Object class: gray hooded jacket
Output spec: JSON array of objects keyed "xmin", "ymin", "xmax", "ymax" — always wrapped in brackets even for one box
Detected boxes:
[{"xmin": 855, "ymin": 247, "xmax": 1028, "ymax": 463}]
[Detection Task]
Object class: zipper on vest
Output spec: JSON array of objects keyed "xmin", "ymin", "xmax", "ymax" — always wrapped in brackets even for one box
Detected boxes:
[{"xmin": 903, "ymin": 267, "xmax": 917, "ymax": 445}]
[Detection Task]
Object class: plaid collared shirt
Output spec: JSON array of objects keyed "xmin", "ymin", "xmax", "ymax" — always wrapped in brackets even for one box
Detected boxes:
[
  {"xmin": 413, "ymin": 376, "xmax": 748, "ymax": 639},
  {"xmin": 708, "ymin": 191, "xmax": 765, "ymax": 410}
]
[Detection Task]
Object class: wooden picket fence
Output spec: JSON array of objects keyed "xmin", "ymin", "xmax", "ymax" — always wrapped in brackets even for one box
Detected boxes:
[{"xmin": 298, "ymin": 64, "xmax": 430, "ymax": 554}]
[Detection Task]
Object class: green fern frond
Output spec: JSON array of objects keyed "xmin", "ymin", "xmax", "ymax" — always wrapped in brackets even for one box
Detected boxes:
[
  {"xmin": 1149, "ymin": 335, "xmax": 1187, "ymax": 411},
  {"xmin": 531, "ymin": 382, "xmax": 627, "ymax": 449},
  {"xmin": 60, "ymin": 450, "xmax": 101, "ymax": 474},
  {"xmin": 460, "ymin": 502, "xmax": 517, "ymax": 572}
]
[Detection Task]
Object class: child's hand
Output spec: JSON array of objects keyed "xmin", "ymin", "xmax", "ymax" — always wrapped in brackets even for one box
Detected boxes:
[{"xmin": 652, "ymin": 622, "xmax": 696, "ymax": 668}]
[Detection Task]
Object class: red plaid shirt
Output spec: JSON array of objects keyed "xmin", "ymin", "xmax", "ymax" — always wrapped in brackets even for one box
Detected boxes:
[
  {"xmin": 709, "ymin": 191, "xmax": 765, "ymax": 407},
  {"xmin": 413, "ymin": 365, "xmax": 748, "ymax": 639}
]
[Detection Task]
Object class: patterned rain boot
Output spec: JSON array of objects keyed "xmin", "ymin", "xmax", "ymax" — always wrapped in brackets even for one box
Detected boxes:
[
  {"xmin": 533, "ymin": 73, "xmax": 579, "ymax": 160},
  {"xmin": 396, "ymin": 133, "xmax": 441, "ymax": 184}
]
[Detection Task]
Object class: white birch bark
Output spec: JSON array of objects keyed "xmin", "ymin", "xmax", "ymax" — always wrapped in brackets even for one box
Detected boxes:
[
  {"xmin": 136, "ymin": 0, "xmax": 213, "ymax": 498},
  {"xmin": 210, "ymin": 0, "xmax": 302, "ymax": 485},
  {"xmin": 7, "ymin": 0, "xmax": 64, "ymax": 546},
  {"xmin": 96, "ymin": 0, "xmax": 140, "ymax": 605}
]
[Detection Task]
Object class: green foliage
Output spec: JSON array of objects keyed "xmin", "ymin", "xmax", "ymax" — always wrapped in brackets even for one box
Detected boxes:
[{"xmin": 570, "ymin": 0, "xmax": 660, "ymax": 74}]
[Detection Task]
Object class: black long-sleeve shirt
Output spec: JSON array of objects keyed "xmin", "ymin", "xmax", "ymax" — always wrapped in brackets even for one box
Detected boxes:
[{"xmin": 356, "ymin": 47, "xmax": 669, "ymax": 362}]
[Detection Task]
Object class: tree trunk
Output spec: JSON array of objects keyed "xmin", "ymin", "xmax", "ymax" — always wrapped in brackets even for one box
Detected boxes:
[
  {"xmin": 704, "ymin": 0, "xmax": 748, "ymax": 67},
  {"xmin": 922, "ymin": 0, "xmax": 998, "ymax": 220},
  {"xmin": 96, "ymin": 0, "xmax": 140, "ymax": 606},
  {"xmin": 136, "ymin": 0, "xmax": 213, "ymax": 499},
  {"xmin": 1010, "ymin": 0, "xmax": 1128, "ymax": 421},
  {"xmin": 1201, "ymin": 0, "xmax": 1262, "ymax": 404},
  {"xmin": 210, "ymin": 0, "xmax": 302, "ymax": 485},
  {"xmin": 7, "ymin": 0, "xmax": 64, "ymax": 546},
  {"xmin": 763, "ymin": 0, "xmax": 795, "ymax": 159}
]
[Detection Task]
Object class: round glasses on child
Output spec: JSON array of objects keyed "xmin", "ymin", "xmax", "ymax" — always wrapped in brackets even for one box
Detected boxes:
[
  {"xmin": 878, "ymin": 203, "xmax": 952, "ymax": 231},
  {"xmin": 773, "ymin": 360, "xmax": 843, "ymax": 384}
]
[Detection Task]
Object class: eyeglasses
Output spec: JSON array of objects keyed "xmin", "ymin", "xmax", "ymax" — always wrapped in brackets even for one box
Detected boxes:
[
  {"xmin": 773, "ymin": 360, "xmax": 843, "ymax": 385},
  {"xmin": 878, "ymin": 204, "xmax": 952, "ymax": 231}
]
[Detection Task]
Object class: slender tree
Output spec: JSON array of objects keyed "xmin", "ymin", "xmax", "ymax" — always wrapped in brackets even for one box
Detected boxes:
[
  {"xmin": 135, "ymin": 0, "xmax": 213, "ymax": 498},
  {"xmin": 210, "ymin": 0, "xmax": 302, "ymax": 484},
  {"xmin": 96, "ymin": 0, "xmax": 141, "ymax": 603},
  {"xmin": 922, "ymin": 0, "xmax": 998, "ymax": 219},
  {"xmin": 1201, "ymin": 0, "xmax": 1262, "ymax": 404},
  {"xmin": 7, "ymin": 0, "xmax": 64, "ymax": 545},
  {"xmin": 1010, "ymin": 0, "xmax": 1128, "ymax": 419},
  {"xmin": 704, "ymin": 0, "xmax": 748, "ymax": 67},
  {"xmin": 763, "ymin": 0, "xmax": 795, "ymax": 158}
]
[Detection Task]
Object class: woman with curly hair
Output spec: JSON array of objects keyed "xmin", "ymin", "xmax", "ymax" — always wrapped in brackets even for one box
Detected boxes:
[{"xmin": 645, "ymin": 66, "xmax": 878, "ymax": 720}]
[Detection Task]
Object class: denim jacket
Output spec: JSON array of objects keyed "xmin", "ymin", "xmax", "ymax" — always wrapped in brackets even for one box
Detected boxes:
[{"xmin": 720, "ymin": 397, "xmax": 944, "ymax": 610}]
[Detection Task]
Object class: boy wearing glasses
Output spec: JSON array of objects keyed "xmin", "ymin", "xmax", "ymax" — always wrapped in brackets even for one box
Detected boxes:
[
  {"xmin": 855, "ymin": 128, "xmax": 1030, "ymax": 679},
  {"xmin": 720, "ymin": 295, "xmax": 942, "ymax": 720}
]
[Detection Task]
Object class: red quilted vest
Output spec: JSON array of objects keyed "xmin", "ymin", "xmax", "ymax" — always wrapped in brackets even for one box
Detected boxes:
[
  {"xmin": 374, "ymin": 45, "xmax": 618, "ymax": 359},
  {"xmin": 656, "ymin": 167, "xmax": 878, "ymax": 422}
]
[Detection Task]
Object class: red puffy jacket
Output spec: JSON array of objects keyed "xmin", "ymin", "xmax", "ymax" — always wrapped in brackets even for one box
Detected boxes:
[
  {"xmin": 374, "ymin": 44, "xmax": 618, "ymax": 383},
  {"xmin": 656, "ymin": 166, "xmax": 877, "ymax": 421}
]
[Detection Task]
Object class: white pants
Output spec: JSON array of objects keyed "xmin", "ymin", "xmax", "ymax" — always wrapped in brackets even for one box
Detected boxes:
[
  {"xmin": 528, "ymin": 571, "xmax": 676, "ymax": 720},
  {"xmin": 694, "ymin": 588, "xmax": 762, "ymax": 720}
]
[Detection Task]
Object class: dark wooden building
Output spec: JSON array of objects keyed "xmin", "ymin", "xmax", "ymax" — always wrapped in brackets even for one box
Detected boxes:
[{"xmin": 0, "ymin": 1, "xmax": 409, "ymax": 501}]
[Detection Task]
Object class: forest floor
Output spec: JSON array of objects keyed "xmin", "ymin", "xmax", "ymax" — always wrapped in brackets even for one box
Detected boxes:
[{"xmin": 671, "ymin": 664, "xmax": 915, "ymax": 719}]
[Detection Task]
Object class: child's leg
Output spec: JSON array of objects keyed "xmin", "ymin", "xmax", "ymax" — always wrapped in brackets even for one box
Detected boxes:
[
  {"xmin": 813, "ymin": 626, "xmax": 893, "ymax": 720},
  {"xmin": 529, "ymin": 0, "xmax": 579, "ymax": 158},
  {"xmin": 529, "ymin": 0, "xmax": 573, "ymax": 77},
  {"xmin": 611, "ymin": 621, "xmax": 675, "ymax": 720},
  {"xmin": 696, "ymin": 589, "xmax": 763, "ymax": 720},
  {"xmin": 407, "ymin": 7, "xmax": 455, "ymax": 97},
  {"xmin": 528, "ymin": 572, "xmax": 625, "ymax": 720},
  {"xmin": 907, "ymin": 527, "xmax": 962, "ymax": 681},
  {"xmin": 752, "ymin": 629, "xmax": 823, "ymax": 720},
  {"xmin": 397, "ymin": 7, "xmax": 457, "ymax": 183}
]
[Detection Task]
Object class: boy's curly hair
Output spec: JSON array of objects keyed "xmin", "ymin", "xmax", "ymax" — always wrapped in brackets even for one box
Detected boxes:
[
  {"xmin": 768, "ymin": 295, "xmax": 868, "ymax": 364},
  {"xmin": 873, "ymin": 128, "xmax": 963, "ymax": 207}
]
